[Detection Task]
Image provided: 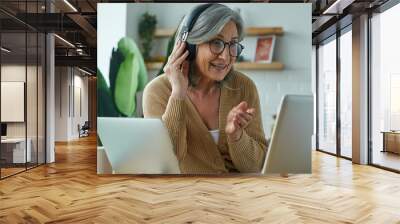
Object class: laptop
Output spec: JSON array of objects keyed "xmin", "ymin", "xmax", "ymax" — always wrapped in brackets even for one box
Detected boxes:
[
  {"xmin": 262, "ymin": 95, "xmax": 313, "ymax": 174},
  {"xmin": 97, "ymin": 117, "xmax": 181, "ymax": 174}
]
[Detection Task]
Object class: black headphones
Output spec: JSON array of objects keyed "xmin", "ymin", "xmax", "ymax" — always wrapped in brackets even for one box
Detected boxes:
[{"xmin": 180, "ymin": 3, "xmax": 214, "ymax": 61}]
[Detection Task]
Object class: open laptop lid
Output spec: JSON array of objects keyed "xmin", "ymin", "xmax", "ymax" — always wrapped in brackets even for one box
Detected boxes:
[
  {"xmin": 97, "ymin": 117, "xmax": 180, "ymax": 174},
  {"xmin": 262, "ymin": 95, "xmax": 313, "ymax": 174}
]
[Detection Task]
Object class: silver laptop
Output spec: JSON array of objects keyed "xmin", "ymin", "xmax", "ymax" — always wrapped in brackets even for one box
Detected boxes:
[
  {"xmin": 97, "ymin": 117, "xmax": 180, "ymax": 174},
  {"xmin": 262, "ymin": 95, "xmax": 313, "ymax": 174}
]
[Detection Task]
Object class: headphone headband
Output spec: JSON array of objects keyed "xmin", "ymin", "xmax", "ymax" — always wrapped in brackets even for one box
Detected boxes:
[{"xmin": 180, "ymin": 3, "xmax": 213, "ymax": 41}]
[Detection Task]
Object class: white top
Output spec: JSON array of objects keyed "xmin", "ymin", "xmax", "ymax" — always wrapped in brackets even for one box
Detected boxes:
[{"xmin": 209, "ymin": 129, "xmax": 220, "ymax": 144}]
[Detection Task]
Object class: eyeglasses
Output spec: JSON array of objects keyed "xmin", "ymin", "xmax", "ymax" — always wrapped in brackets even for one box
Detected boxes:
[{"xmin": 208, "ymin": 39, "xmax": 244, "ymax": 57}]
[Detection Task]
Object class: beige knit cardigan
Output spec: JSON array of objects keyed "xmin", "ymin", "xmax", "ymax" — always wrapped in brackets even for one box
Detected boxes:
[{"xmin": 142, "ymin": 70, "xmax": 267, "ymax": 174}]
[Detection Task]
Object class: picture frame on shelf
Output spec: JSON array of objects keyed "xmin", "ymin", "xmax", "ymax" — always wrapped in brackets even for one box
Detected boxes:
[{"xmin": 254, "ymin": 35, "xmax": 276, "ymax": 63}]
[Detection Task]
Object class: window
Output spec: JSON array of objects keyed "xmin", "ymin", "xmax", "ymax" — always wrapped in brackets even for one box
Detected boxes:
[
  {"xmin": 371, "ymin": 2, "xmax": 400, "ymax": 171},
  {"xmin": 339, "ymin": 29, "xmax": 352, "ymax": 158},
  {"xmin": 317, "ymin": 36, "xmax": 337, "ymax": 154}
]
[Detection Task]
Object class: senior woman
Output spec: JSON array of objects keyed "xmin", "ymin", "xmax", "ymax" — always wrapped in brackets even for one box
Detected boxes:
[{"xmin": 143, "ymin": 3, "xmax": 267, "ymax": 174}]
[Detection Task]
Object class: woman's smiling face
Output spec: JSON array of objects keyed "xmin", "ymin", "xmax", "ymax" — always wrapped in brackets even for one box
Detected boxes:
[{"xmin": 194, "ymin": 20, "xmax": 239, "ymax": 82}]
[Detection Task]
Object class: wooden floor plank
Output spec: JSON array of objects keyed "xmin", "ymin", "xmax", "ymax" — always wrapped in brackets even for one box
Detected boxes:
[{"xmin": 0, "ymin": 135, "xmax": 399, "ymax": 223}]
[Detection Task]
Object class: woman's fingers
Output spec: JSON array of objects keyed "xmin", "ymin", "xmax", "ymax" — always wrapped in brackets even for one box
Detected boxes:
[
  {"xmin": 238, "ymin": 111, "xmax": 253, "ymax": 123},
  {"xmin": 164, "ymin": 41, "xmax": 187, "ymax": 73},
  {"xmin": 166, "ymin": 42, "xmax": 179, "ymax": 65},
  {"xmin": 170, "ymin": 41, "xmax": 186, "ymax": 63},
  {"xmin": 173, "ymin": 50, "xmax": 189, "ymax": 67},
  {"xmin": 234, "ymin": 101, "xmax": 248, "ymax": 112},
  {"xmin": 165, "ymin": 41, "xmax": 180, "ymax": 66},
  {"xmin": 237, "ymin": 114, "xmax": 250, "ymax": 127},
  {"xmin": 171, "ymin": 40, "xmax": 182, "ymax": 57},
  {"xmin": 232, "ymin": 110, "xmax": 253, "ymax": 129},
  {"xmin": 246, "ymin": 108, "xmax": 255, "ymax": 115},
  {"xmin": 234, "ymin": 102, "xmax": 255, "ymax": 114},
  {"xmin": 233, "ymin": 117, "xmax": 241, "ymax": 129},
  {"xmin": 227, "ymin": 103, "xmax": 255, "ymax": 134},
  {"xmin": 234, "ymin": 107, "xmax": 253, "ymax": 119},
  {"xmin": 176, "ymin": 41, "xmax": 187, "ymax": 56}
]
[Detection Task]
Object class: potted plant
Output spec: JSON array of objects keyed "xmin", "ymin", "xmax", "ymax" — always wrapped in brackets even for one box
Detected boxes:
[
  {"xmin": 138, "ymin": 12, "xmax": 157, "ymax": 61},
  {"xmin": 97, "ymin": 37, "xmax": 148, "ymax": 118}
]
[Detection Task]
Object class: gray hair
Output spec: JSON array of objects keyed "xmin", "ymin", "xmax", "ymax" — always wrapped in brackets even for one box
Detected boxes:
[
  {"xmin": 175, "ymin": 3, "xmax": 245, "ymax": 45},
  {"xmin": 174, "ymin": 3, "xmax": 245, "ymax": 87}
]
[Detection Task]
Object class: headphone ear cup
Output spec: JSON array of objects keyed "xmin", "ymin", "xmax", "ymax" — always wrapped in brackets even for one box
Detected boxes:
[{"xmin": 186, "ymin": 43, "xmax": 196, "ymax": 61}]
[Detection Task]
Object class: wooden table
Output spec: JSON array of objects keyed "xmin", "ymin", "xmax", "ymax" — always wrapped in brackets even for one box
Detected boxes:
[{"xmin": 381, "ymin": 131, "xmax": 400, "ymax": 154}]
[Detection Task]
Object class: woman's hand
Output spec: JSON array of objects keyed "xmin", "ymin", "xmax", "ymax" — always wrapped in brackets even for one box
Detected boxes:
[
  {"xmin": 225, "ymin": 101, "xmax": 255, "ymax": 142},
  {"xmin": 163, "ymin": 40, "xmax": 190, "ymax": 99}
]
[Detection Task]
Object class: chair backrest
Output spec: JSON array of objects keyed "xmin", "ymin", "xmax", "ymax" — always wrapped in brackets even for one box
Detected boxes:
[
  {"xmin": 82, "ymin": 121, "xmax": 90, "ymax": 129},
  {"xmin": 262, "ymin": 94, "xmax": 314, "ymax": 174}
]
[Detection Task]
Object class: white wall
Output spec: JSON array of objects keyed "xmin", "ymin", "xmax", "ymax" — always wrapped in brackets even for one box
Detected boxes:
[
  {"xmin": 126, "ymin": 4, "xmax": 148, "ymax": 43},
  {"xmin": 55, "ymin": 67, "xmax": 68, "ymax": 141},
  {"xmin": 125, "ymin": 3, "xmax": 312, "ymax": 138},
  {"xmin": 97, "ymin": 3, "xmax": 127, "ymax": 86},
  {"xmin": 55, "ymin": 67, "xmax": 89, "ymax": 141},
  {"xmin": 1, "ymin": 65, "xmax": 26, "ymax": 81}
]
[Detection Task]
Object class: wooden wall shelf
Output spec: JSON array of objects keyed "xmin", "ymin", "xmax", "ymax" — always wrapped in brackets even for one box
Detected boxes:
[
  {"xmin": 146, "ymin": 62, "xmax": 164, "ymax": 70},
  {"xmin": 146, "ymin": 62, "xmax": 284, "ymax": 71},
  {"xmin": 234, "ymin": 62, "xmax": 284, "ymax": 70},
  {"xmin": 154, "ymin": 28, "xmax": 176, "ymax": 38},
  {"xmin": 154, "ymin": 27, "xmax": 284, "ymax": 38},
  {"xmin": 245, "ymin": 27, "xmax": 284, "ymax": 36}
]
